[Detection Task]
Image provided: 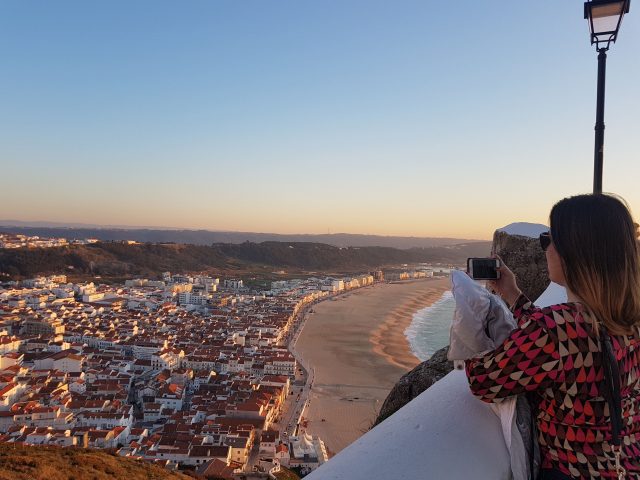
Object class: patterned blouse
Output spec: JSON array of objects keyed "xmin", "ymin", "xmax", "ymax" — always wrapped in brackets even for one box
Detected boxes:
[{"xmin": 465, "ymin": 295, "xmax": 640, "ymax": 479}]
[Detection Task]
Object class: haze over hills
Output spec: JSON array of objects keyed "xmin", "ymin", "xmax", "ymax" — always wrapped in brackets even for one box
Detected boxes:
[{"xmin": 0, "ymin": 223, "xmax": 485, "ymax": 249}]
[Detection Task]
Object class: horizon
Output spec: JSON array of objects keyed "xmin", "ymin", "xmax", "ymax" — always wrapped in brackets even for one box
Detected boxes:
[{"xmin": 1, "ymin": 1, "xmax": 639, "ymax": 238}]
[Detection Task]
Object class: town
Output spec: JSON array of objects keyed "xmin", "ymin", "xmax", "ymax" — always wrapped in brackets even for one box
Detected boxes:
[
  {"xmin": 0, "ymin": 266, "xmax": 435, "ymax": 478},
  {"xmin": 0, "ymin": 232, "xmax": 100, "ymax": 249}
]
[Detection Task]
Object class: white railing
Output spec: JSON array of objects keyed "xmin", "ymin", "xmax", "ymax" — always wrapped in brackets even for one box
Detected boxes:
[{"xmin": 305, "ymin": 370, "xmax": 512, "ymax": 480}]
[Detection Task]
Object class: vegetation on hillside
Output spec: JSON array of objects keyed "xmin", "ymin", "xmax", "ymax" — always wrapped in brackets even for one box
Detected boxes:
[
  {"xmin": 0, "ymin": 444, "xmax": 192, "ymax": 480},
  {"xmin": 273, "ymin": 466, "xmax": 302, "ymax": 480},
  {"xmin": 0, "ymin": 240, "xmax": 491, "ymax": 280}
]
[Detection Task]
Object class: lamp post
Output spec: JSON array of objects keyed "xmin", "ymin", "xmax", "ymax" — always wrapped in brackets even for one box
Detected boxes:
[{"xmin": 584, "ymin": 0, "xmax": 630, "ymax": 194}]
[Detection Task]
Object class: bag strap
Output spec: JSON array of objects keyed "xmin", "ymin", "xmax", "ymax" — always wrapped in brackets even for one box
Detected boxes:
[{"xmin": 600, "ymin": 325, "xmax": 626, "ymax": 479}]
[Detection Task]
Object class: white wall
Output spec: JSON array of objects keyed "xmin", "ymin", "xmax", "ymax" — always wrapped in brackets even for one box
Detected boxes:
[{"xmin": 306, "ymin": 370, "xmax": 511, "ymax": 480}]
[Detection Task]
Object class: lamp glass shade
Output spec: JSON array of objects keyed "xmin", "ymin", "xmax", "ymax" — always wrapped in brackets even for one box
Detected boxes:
[{"xmin": 591, "ymin": 1, "xmax": 625, "ymax": 33}]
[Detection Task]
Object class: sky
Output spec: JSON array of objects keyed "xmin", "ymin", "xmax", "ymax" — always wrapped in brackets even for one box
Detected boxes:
[{"xmin": 1, "ymin": 1, "xmax": 639, "ymax": 240}]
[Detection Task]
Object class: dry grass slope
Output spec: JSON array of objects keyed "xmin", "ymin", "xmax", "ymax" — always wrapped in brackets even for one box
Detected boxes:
[
  {"xmin": 0, "ymin": 444, "xmax": 192, "ymax": 480},
  {"xmin": 273, "ymin": 467, "xmax": 301, "ymax": 480}
]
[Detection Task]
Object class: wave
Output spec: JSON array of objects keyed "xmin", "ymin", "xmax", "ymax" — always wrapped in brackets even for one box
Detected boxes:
[{"xmin": 404, "ymin": 290, "xmax": 455, "ymax": 361}]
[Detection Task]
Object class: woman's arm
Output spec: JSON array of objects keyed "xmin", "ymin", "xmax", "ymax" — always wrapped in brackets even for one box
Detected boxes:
[
  {"xmin": 510, "ymin": 293, "xmax": 541, "ymax": 326},
  {"xmin": 464, "ymin": 308, "xmax": 562, "ymax": 402}
]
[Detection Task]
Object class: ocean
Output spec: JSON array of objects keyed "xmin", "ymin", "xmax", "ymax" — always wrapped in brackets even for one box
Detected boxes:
[{"xmin": 404, "ymin": 290, "xmax": 456, "ymax": 361}]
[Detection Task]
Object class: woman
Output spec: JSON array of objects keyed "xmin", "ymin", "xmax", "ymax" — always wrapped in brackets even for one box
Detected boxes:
[{"xmin": 465, "ymin": 194, "xmax": 640, "ymax": 479}]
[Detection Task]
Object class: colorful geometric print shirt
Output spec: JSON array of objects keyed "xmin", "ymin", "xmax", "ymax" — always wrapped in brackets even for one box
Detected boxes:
[{"xmin": 465, "ymin": 295, "xmax": 640, "ymax": 479}]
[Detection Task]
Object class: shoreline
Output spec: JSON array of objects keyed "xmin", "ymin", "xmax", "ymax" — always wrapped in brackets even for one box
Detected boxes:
[
  {"xmin": 369, "ymin": 278, "xmax": 450, "ymax": 370},
  {"xmin": 293, "ymin": 277, "xmax": 451, "ymax": 455}
]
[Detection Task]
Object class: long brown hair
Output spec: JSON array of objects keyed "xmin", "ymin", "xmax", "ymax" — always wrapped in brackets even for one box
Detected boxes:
[{"xmin": 550, "ymin": 193, "xmax": 640, "ymax": 336}]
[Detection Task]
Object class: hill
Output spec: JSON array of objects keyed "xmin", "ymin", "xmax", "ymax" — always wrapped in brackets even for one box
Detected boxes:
[
  {"xmin": 0, "ymin": 240, "xmax": 492, "ymax": 280},
  {"xmin": 0, "ymin": 444, "xmax": 191, "ymax": 480},
  {"xmin": 0, "ymin": 224, "xmax": 484, "ymax": 249}
]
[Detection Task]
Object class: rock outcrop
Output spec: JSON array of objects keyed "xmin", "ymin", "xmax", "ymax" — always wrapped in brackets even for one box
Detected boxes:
[
  {"xmin": 374, "ymin": 229, "xmax": 551, "ymax": 426},
  {"xmin": 492, "ymin": 230, "xmax": 549, "ymax": 301}
]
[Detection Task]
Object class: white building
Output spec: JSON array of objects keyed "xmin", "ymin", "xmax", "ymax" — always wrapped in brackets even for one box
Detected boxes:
[
  {"xmin": 82, "ymin": 292, "xmax": 105, "ymax": 303},
  {"xmin": 286, "ymin": 433, "xmax": 328, "ymax": 473},
  {"xmin": 178, "ymin": 292, "xmax": 210, "ymax": 306},
  {"xmin": 156, "ymin": 384, "xmax": 185, "ymax": 411},
  {"xmin": 223, "ymin": 279, "xmax": 244, "ymax": 290},
  {"xmin": 264, "ymin": 355, "xmax": 296, "ymax": 376}
]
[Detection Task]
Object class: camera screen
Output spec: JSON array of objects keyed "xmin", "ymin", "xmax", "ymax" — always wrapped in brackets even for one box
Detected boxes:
[{"xmin": 469, "ymin": 258, "xmax": 498, "ymax": 280}]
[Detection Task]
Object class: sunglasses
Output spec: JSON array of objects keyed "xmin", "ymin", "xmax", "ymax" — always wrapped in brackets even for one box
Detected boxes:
[{"xmin": 539, "ymin": 232, "xmax": 551, "ymax": 251}]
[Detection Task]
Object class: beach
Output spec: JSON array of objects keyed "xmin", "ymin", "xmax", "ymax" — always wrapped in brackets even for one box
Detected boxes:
[{"xmin": 294, "ymin": 277, "xmax": 451, "ymax": 455}]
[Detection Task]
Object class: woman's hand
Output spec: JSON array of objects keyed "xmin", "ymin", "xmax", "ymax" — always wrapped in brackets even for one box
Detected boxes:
[{"xmin": 487, "ymin": 255, "xmax": 522, "ymax": 308}]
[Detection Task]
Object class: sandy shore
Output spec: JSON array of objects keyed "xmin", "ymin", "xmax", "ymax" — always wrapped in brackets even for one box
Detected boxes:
[{"xmin": 294, "ymin": 277, "xmax": 450, "ymax": 455}]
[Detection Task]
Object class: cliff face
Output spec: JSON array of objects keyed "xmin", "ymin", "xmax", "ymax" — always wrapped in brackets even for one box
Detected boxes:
[{"xmin": 375, "ymin": 230, "xmax": 550, "ymax": 425}]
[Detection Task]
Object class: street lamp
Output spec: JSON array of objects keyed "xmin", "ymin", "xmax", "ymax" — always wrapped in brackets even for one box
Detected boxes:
[{"xmin": 584, "ymin": 0, "xmax": 630, "ymax": 193}]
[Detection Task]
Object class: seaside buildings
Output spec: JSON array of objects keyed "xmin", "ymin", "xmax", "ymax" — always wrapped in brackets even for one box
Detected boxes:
[
  {"xmin": 0, "ymin": 270, "xmax": 379, "ymax": 476},
  {"xmin": 0, "ymin": 233, "xmax": 99, "ymax": 249}
]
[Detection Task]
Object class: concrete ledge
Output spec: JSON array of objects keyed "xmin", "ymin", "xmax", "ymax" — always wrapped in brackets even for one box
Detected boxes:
[{"xmin": 306, "ymin": 370, "xmax": 511, "ymax": 480}]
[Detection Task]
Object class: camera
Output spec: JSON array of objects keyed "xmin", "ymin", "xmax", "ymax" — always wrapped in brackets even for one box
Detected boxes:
[{"xmin": 467, "ymin": 258, "xmax": 501, "ymax": 280}]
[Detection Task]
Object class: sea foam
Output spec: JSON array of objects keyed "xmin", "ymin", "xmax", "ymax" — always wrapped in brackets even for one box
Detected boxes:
[{"xmin": 404, "ymin": 291, "xmax": 455, "ymax": 361}]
